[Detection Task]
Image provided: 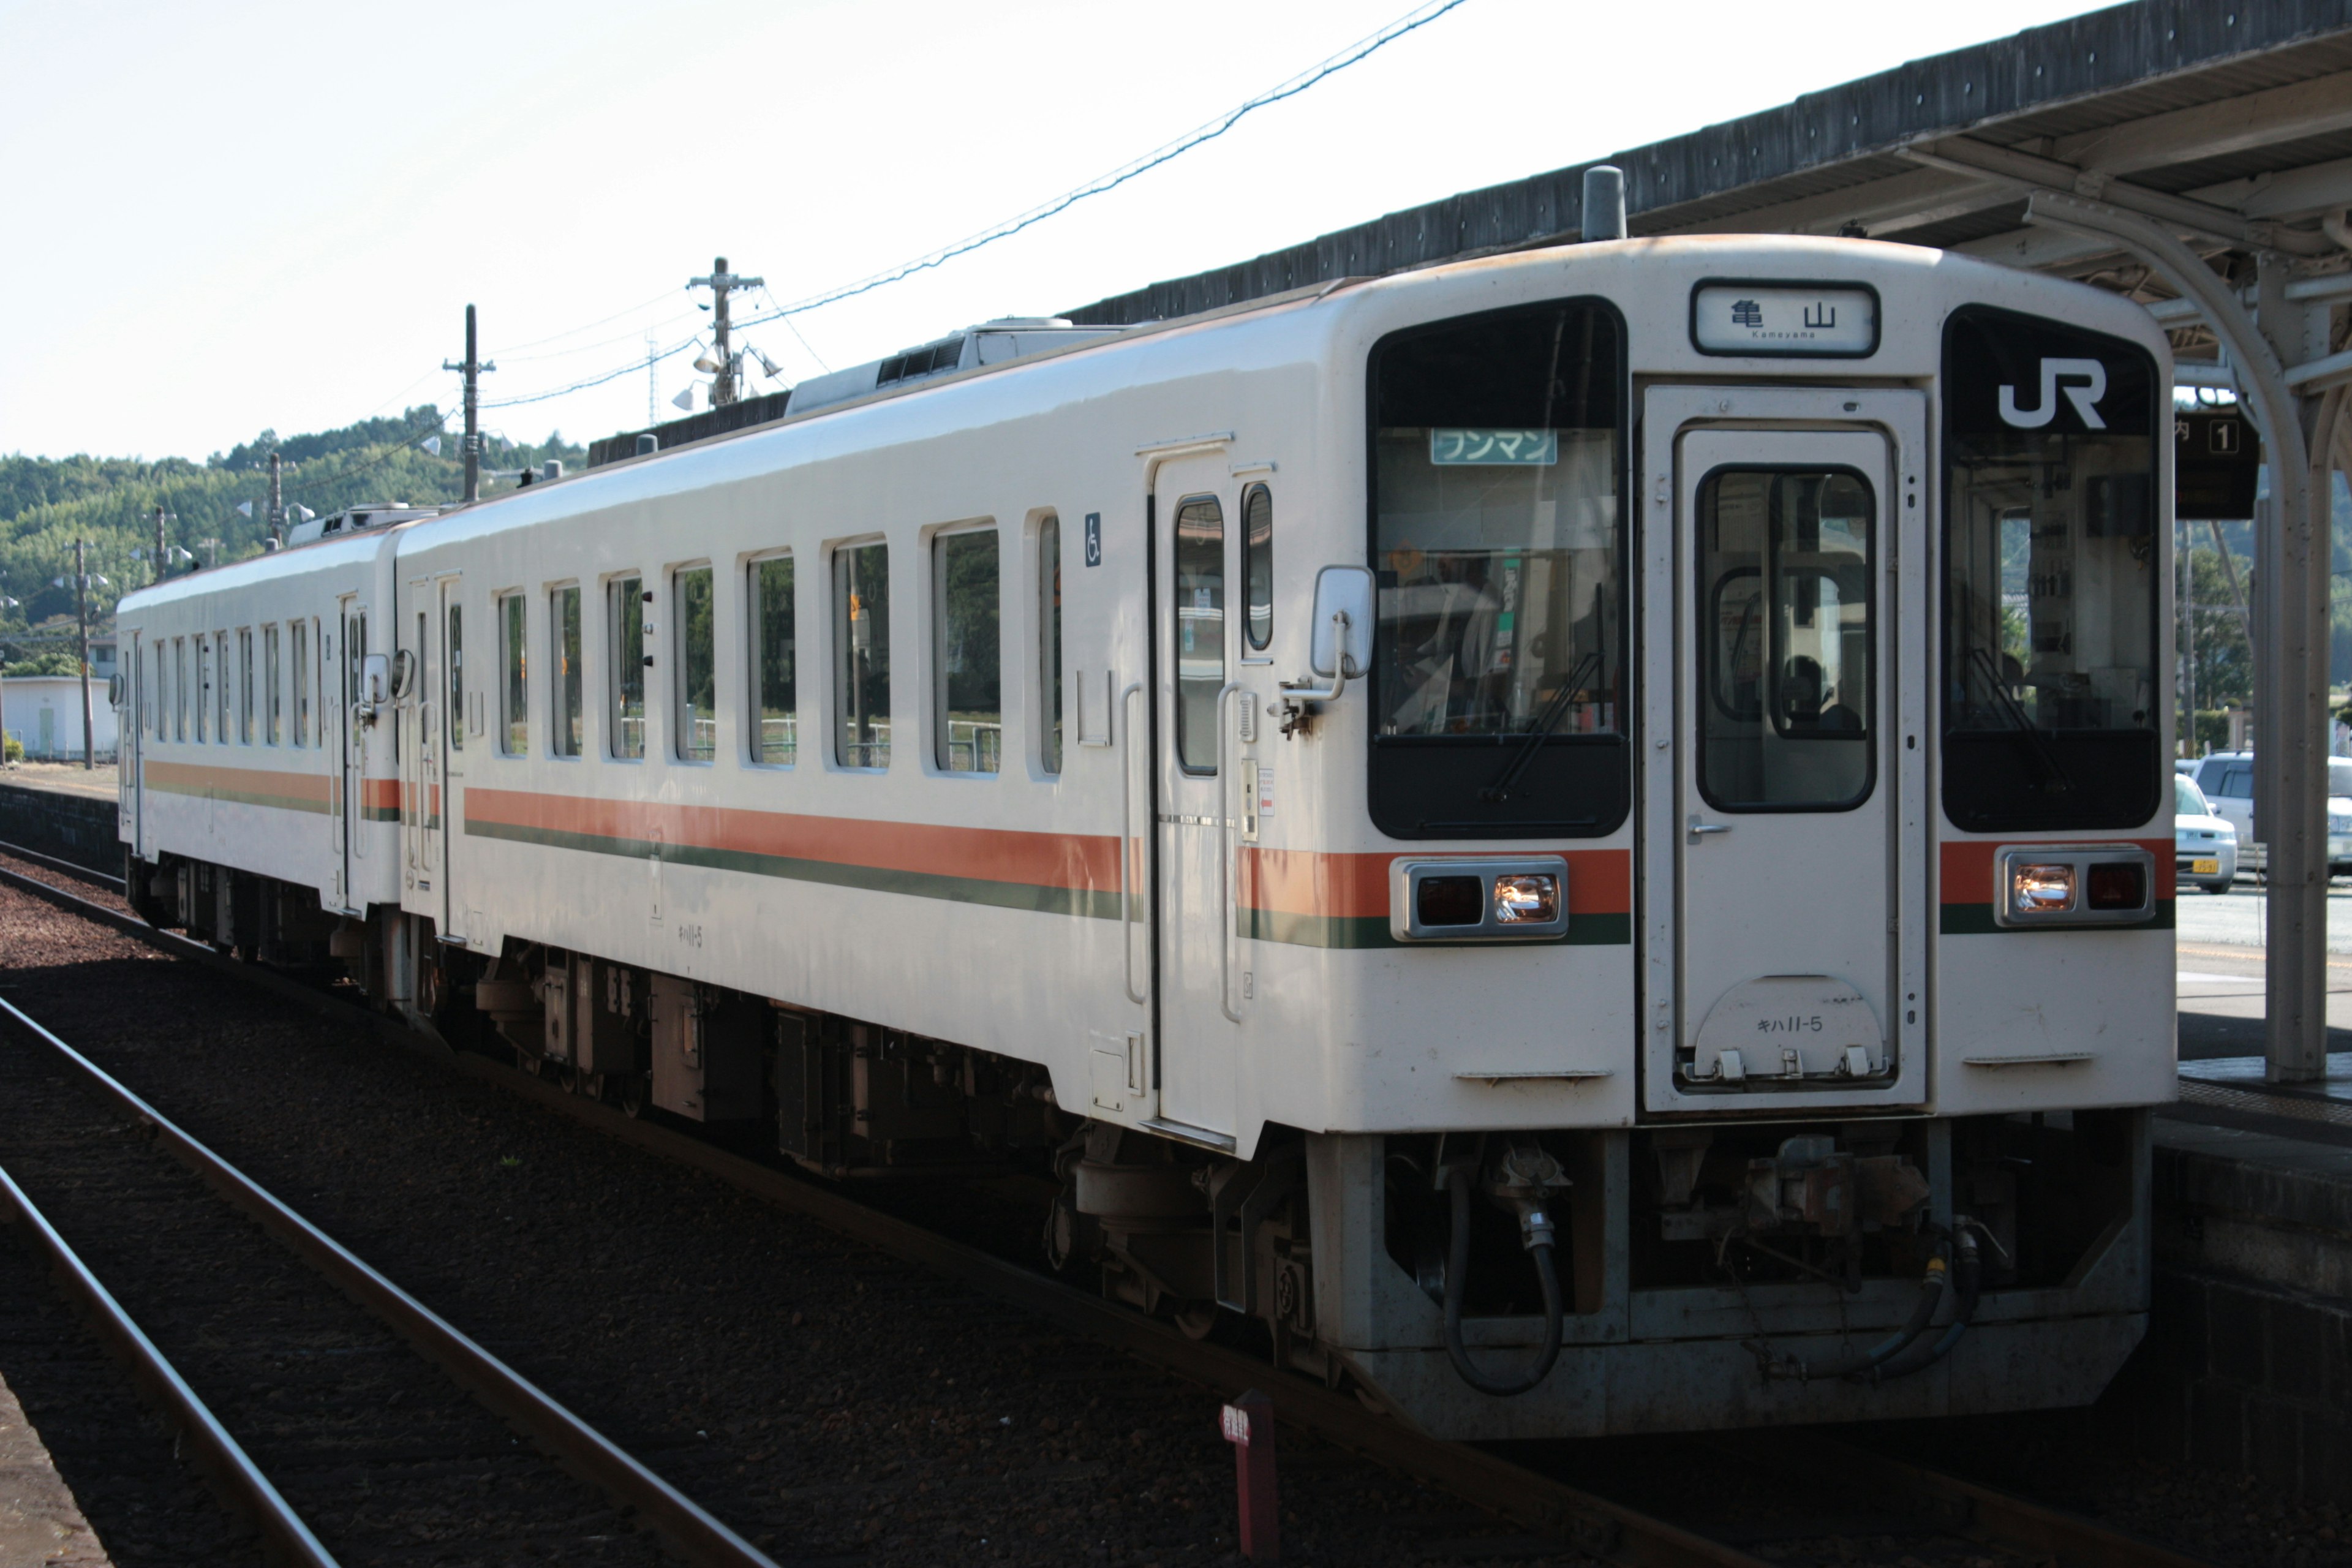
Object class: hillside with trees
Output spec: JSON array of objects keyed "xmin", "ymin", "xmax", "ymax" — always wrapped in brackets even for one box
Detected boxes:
[{"xmin": 0, "ymin": 410, "xmax": 582, "ymax": 667}]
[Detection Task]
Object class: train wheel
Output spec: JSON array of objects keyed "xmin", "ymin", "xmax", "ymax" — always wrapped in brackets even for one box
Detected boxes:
[
  {"xmin": 1172, "ymin": 1302, "xmax": 1219, "ymax": 1341},
  {"xmin": 619, "ymin": 1075, "xmax": 648, "ymax": 1118}
]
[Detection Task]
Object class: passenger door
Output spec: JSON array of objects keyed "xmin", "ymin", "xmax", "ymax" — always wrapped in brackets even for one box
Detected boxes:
[
  {"xmin": 428, "ymin": 578, "xmax": 462, "ymax": 940},
  {"xmin": 1150, "ymin": 452, "xmax": 1245, "ymax": 1144},
  {"xmin": 1640, "ymin": 389, "xmax": 1928, "ymax": 1112}
]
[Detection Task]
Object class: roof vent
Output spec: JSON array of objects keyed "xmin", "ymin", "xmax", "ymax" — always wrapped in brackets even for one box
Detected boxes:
[{"xmin": 877, "ymin": 336, "xmax": 968, "ymax": 385}]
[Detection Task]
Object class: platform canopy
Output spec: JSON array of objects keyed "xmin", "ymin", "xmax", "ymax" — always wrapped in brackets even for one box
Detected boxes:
[{"xmin": 1063, "ymin": 0, "xmax": 2352, "ymax": 382}]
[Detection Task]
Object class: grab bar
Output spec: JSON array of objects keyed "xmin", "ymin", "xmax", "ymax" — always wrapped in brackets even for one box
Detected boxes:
[
  {"xmin": 1120, "ymin": 682, "xmax": 1147, "ymax": 1005},
  {"xmin": 1216, "ymin": 683, "xmax": 1245, "ymax": 1024}
]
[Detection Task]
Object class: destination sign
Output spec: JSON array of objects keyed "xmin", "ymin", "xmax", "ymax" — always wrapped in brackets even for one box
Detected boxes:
[{"xmin": 1691, "ymin": 283, "xmax": 1879, "ymax": 357}]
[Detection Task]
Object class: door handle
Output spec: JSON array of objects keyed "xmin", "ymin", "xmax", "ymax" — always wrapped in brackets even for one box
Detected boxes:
[{"xmin": 1687, "ymin": 815, "xmax": 1732, "ymax": 841}]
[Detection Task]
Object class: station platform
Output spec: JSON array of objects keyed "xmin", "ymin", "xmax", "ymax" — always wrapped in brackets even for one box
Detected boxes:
[
  {"xmin": 0, "ymin": 764, "xmax": 118, "ymax": 802},
  {"xmin": 2129, "ymin": 960, "xmax": 2352, "ymax": 1506},
  {"xmin": 0, "ymin": 1365, "xmax": 111, "ymax": 1565}
]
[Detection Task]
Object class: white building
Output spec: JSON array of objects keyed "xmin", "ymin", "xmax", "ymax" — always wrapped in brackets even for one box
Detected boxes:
[{"xmin": 1, "ymin": 676, "xmax": 118, "ymax": 761}]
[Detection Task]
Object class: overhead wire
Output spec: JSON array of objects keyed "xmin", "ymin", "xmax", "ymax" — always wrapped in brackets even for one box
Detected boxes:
[
  {"xmin": 735, "ymin": 0, "xmax": 1470, "ymax": 328},
  {"xmin": 282, "ymin": 409, "xmax": 456, "ymax": 497},
  {"xmin": 480, "ymin": 0, "xmax": 1471, "ymax": 410}
]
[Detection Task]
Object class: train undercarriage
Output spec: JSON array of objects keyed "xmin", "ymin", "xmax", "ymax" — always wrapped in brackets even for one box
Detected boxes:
[{"xmin": 127, "ymin": 850, "xmax": 2153, "ymax": 1439}]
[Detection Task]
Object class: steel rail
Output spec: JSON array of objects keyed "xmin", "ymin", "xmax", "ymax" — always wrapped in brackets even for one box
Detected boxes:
[
  {"xmin": 0, "ymin": 1159, "xmax": 341, "ymax": 1567},
  {"xmin": 0, "ymin": 857, "xmax": 1755, "ymax": 1566},
  {"xmin": 1791, "ymin": 1436, "xmax": 2218, "ymax": 1568},
  {"xmin": 0, "ymin": 839, "xmax": 125, "ymax": 889},
  {"xmin": 0, "ymin": 984, "xmax": 783, "ymax": 1568},
  {"xmin": 0, "ymin": 856, "xmax": 2224, "ymax": 1568}
]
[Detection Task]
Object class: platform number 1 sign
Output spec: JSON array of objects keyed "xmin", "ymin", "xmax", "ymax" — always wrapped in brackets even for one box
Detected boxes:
[{"xmin": 1084, "ymin": 512, "xmax": 1101, "ymax": 567}]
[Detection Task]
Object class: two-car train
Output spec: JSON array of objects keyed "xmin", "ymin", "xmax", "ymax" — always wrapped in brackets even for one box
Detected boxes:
[{"xmin": 110, "ymin": 230, "xmax": 2174, "ymax": 1438}]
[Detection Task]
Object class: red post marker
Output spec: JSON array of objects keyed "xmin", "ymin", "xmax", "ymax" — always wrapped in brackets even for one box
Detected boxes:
[{"xmin": 1220, "ymin": 1389, "xmax": 1280, "ymax": 1563}]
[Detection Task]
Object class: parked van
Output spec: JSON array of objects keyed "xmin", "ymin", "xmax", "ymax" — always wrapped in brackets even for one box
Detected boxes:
[{"xmin": 2190, "ymin": 752, "xmax": 2352, "ymax": 876}]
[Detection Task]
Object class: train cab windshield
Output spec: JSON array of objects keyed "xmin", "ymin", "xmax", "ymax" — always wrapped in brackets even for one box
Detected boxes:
[
  {"xmin": 1941, "ymin": 307, "xmax": 2162, "ymax": 831},
  {"xmin": 1366, "ymin": 299, "xmax": 1626, "ymax": 839}
]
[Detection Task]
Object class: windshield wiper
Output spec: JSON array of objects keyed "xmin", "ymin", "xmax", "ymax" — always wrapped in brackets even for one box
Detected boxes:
[
  {"xmin": 1482, "ymin": 652, "xmax": 1602, "ymax": 803},
  {"xmin": 1967, "ymin": 647, "xmax": 2071, "ymax": 795}
]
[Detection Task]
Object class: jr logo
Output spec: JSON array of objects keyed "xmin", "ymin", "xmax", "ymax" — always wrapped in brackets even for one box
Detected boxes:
[{"xmin": 1998, "ymin": 357, "xmax": 2109, "ymax": 430}]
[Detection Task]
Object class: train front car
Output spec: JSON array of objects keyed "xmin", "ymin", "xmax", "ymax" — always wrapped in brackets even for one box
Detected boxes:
[{"xmin": 1193, "ymin": 236, "xmax": 2173, "ymax": 1438}]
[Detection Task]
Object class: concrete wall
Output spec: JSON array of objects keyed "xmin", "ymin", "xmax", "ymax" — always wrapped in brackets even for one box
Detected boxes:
[
  {"xmin": 0, "ymin": 782, "xmax": 119, "ymax": 874},
  {"xmin": 2100, "ymin": 1121, "xmax": 2352, "ymax": 1504}
]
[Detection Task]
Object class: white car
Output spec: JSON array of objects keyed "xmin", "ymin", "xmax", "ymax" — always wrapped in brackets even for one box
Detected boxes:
[
  {"xmin": 2174, "ymin": 773, "xmax": 2238, "ymax": 894},
  {"xmin": 2189, "ymin": 752, "xmax": 2352, "ymax": 876}
]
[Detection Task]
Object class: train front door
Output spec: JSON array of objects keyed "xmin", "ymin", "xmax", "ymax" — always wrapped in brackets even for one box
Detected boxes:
[
  {"xmin": 1148, "ymin": 449, "xmax": 1245, "ymax": 1145},
  {"xmin": 1640, "ymin": 388, "xmax": 1928, "ymax": 1112},
  {"xmin": 120, "ymin": 633, "xmax": 141, "ymax": 856}
]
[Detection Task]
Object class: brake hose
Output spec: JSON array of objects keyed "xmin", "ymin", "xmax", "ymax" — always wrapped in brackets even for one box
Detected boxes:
[
  {"xmin": 1868, "ymin": 1224, "xmax": 1982, "ymax": 1382},
  {"xmin": 1441, "ymin": 1166, "xmax": 1564, "ymax": 1396}
]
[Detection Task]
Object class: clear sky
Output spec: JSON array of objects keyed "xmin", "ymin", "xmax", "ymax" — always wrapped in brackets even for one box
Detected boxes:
[{"xmin": 0, "ymin": 0, "xmax": 2118, "ymax": 463}]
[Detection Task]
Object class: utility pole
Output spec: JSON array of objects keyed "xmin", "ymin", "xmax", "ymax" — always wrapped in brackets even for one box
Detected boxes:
[
  {"xmin": 266, "ymin": 452, "xmax": 284, "ymax": 544},
  {"xmin": 442, "ymin": 304, "xmax": 496, "ymax": 502},
  {"xmin": 153, "ymin": 505, "xmax": 167, "ymax": 585},
  {"xmin": 646, "ymin": 333, "xmax": 659, "ymax": 428},
  {"xmin": 74, "ymin": 538, "xmax": 94, "ymax": 771},
  {"xmin": 688, "ymin": 257, "xmax": 763, "ymax": 407}
]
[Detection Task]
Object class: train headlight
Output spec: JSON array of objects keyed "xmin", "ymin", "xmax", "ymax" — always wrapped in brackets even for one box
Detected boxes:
[
  {"xmin": 1493, "ymin": 873, "xmax": 1560, "ymax": 924},
  {"xmin": 2010, "ymin": 863, "xmax": 2077, "ymax": 914},
  {"xmin": 1994, "ymin": 845, "xmax": 2155, "ymax": 927},
  {"xmin": 1392, "ymin": 856, "xmax": 1571, "ymax": 941}
]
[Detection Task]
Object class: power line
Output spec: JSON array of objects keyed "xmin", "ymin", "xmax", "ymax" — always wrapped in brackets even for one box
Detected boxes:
[
  {"xmin": 737, "ymin": 0, "xmax": 1471, "ymax": 328},
  {"xmin": 483, "ymin": 336, "xmax": 702, "ymax": 409},
  {"xmin": 282, "ymin": 410, "xmax": 454, "ymax": 497},
  {"xmin": 474, "ymin": 0, "xmax": 1469, "ymax": 412}
]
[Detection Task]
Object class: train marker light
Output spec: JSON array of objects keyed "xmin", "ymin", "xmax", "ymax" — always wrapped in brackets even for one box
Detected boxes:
[
  {"xmin": 2087, "ymin": 862, "xmax": 2147, "ymax": 911},
  {"xmin": 1493, "ymin": 873, "xmax": 1559, "ymax": 924},
  {"xmin": 2011, "ymin": 863, "xmax": 2077, "ymax": 915},
  {"xmin": 1416, "ymin": 875, "xmax": 1482, "ymax": 927}
]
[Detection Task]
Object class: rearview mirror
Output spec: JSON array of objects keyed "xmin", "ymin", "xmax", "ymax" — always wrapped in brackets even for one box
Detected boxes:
[
  {"xmin": 107, "ymin": 674, "xmax": 125, "ymax": 709},
  {"xmin": 389, "ymin": 649, "xmax": 417, "ymax": 702},
  {"xmin": 1309, "ymin": 565, "xmax": 1374, "ymax": 678},
  {"xmin": 362, "ymin": 652, "xmax": 390, "ymax": 707}
]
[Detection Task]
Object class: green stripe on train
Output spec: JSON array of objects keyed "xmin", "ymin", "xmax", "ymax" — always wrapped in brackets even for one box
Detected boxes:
[{"xmin": 464, "ymin": 817, "xmax": 1123, "ymax": 919}]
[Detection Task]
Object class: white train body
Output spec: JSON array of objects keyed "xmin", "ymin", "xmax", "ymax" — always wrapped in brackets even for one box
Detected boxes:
[{"xmin": 115, "ymin": 236, "xmax": 2173, "ymax": 1437}]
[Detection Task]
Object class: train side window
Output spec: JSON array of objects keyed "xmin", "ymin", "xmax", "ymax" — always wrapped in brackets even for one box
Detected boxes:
[
  {"xmin": 446, "ymin": 601, "xmax": 464, "ymax": 753},
  {"xmin": 1242, "ymin": 483, "xmax": 1273, "ymax": 652},
  {"xmin": 149, "ymin": 644, "xmax": 163, "ymax": 737},
  {"xmin": 609, "ymin": 576, "xmax": 645, "ymax": 760},
  {"xmin": 1172, "ymin": 496, "xmax": 1225, "ymax": 774},
  {"xmin": 750, "ymin": 556, "xmax": 796, "ymax": 766},
  {"xmin": 292, "ymin": 620, "xmax": 309, "ymax": 748},
  {"xmin": 835, "ymin": 542, "xmax": 890, "ymax": 769},
  {"xmin": 674, "ymin": 565, "xmax": 716, "ymax": 763},
  {"xmin": 935, "ymin": 529, "xmax": 1001, "ymax": 774},
  {"xmin": 175, "ymin": 639, "xmax": 187, "ymax": 742},
  {"xmin": 237, "ymin": 629, "xmax": 254, "ymax": 744},
  {"xmin": 264, "ymin": 625, "xmax": 281, "ymax": 744},
  {"xmin": 195, "ymin": 636, "xmax": 211, "ymax": 742},
  {"xmin": 551, "ymin": 586, "xmax": 582, "ymax": 758},
  {"xmin": 1039, "ymin": 516, "xmax": 1063, "ymax": 775},
  {"xmin": 216, "ymin": 632, "xmax": 231, "ymax": 742},
  {"xmin": 499, "ymin": 592, "xmax": 528, "ymax": 756}
]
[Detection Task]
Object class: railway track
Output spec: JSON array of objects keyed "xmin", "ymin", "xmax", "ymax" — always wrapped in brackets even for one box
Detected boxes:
[
  {"xmin": 0, "ymin": 984, "xmax": 780, "ymax": 1567},
  {"xmin": 0, "ymin": 843, "xmax": 2216, "ymax": 1568}
]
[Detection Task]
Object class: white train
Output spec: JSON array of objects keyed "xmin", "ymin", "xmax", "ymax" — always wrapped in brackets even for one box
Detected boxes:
[{"xmin": 111, "ymin": 230, "xmax": 2174, "ymax": 1438}]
